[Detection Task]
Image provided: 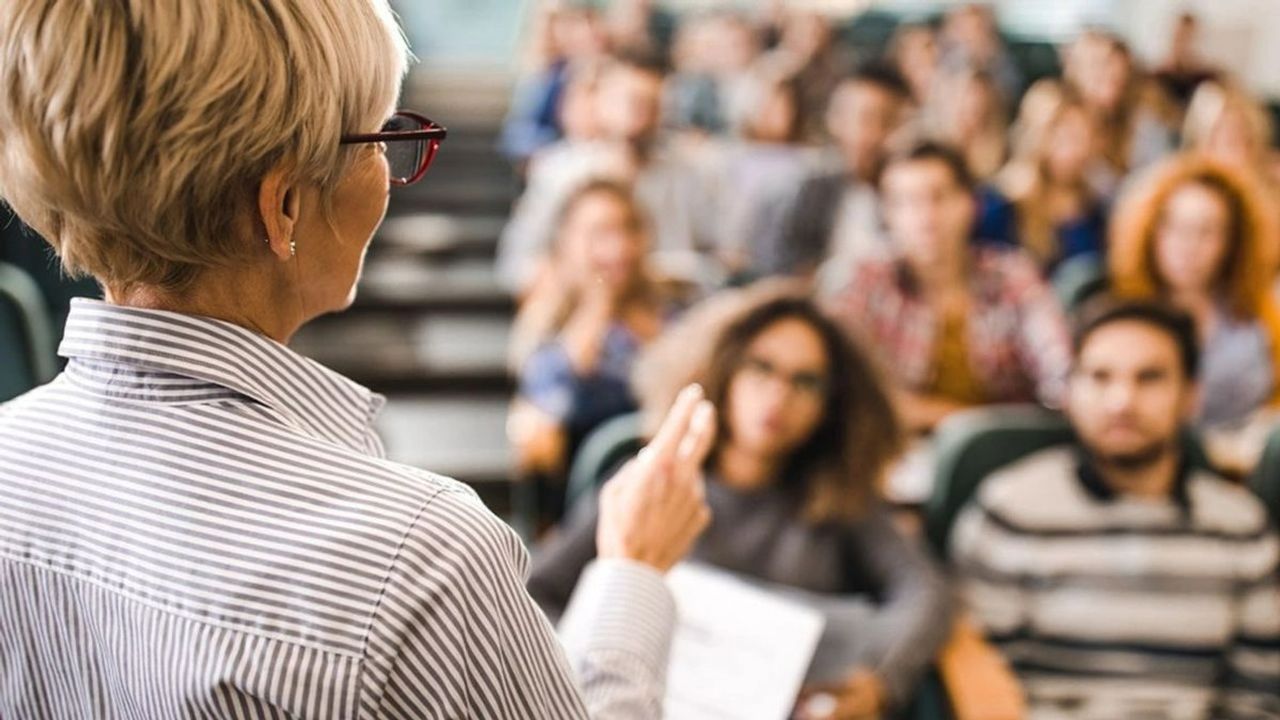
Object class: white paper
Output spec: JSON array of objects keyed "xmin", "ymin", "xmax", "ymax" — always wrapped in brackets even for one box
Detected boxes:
[{"xmin": 663, "ymin": 563, "xmax": 826, "ymax": 720}]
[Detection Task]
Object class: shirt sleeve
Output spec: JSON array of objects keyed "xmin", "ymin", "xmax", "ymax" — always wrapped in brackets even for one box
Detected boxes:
[
  {"xmin": 364, "ymin": 485, "xmax": 673, "ymax": 720},
  {"xmin": 558, "ymin": 559, "xmax": 677, "ymax": 720},
  {"xmin": 845, "ymin": 506, "xmax": 953, "ymax": 707}
]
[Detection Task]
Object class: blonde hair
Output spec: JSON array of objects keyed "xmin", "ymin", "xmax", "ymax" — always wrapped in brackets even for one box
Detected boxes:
[
  {"xmin": 1182, "ymin": 80, "xmax": 1274, "ymax": 161},
  {"xmin": 0, "ymin": 0, "xmax": 409, "ymax": 292},
  {"xmin": 997, "ymin": 79, "xmax": 1096, "ymax": 264}
]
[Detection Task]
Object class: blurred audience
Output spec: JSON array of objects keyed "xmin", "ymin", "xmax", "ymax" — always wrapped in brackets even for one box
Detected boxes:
[
  {"xmin": 951, "ymin": 300, "xmax": 1280, "ymax": 718},
  {"xmin": 508, "ymin": 179, "xmax": 683, "ymax": 516},
  {"xmin": 1062, "ymin": 30, "xmax": 1175, "ymax": 189},
  {"xmin": 757, "ymin": 11, "xmax": 855, "ymax": 142},
  {"xmin": 500, "ymin": 1, "xmax": 608, "ymax": 168},
  {"xmin": 714, "ymin": 70, "xmax": 818, "ymax": 275},
  {"xmin": 766, "ymin": 63, "xmax": 911, "ymax": 279},
  {"xmin": 1109, "ymin": 154, "xmax": 1280, "ymax": 469},
  {"xmin": 486, "ymin": 5, "xmax": 1280, "ymax": 712},
  {"xmin": 498, "ymin": 50, "xmax": 722, "ymax": 294},
  {"xmin": 938, "ymin": 3, "xmax": 1022, "ymax": 104},
  {"xmin": 604, "ymin": 0, "xmax": 678, "ymax": 61},
  {"xmin": 889, "ymin": 21, "xmax": 940, "ymax": 108},
  {"xmin": 1183, "ymin": 79, "xmax": 1280, "ymax": 190},
  {"xmin": 922, "ymin": 62, "xmax": 1009, "ymax": 180},
  {"xmin": 529, "ymin": 284, "xmax": 951, "ymax": 715},
  {"xmin": 993, "ymin": 79, "xmax": 1108, "ymax": 272},
  {"xmin": 827, "ymin": 141, "xmax": 1072, "ymax": 433},
  {"xmin": 1153, "ymin": 12, "xmax": 1220, "ymax": 110},
  {"xmin": 664, "ymin": 11, "xmax": 761, "ymax": 135}
]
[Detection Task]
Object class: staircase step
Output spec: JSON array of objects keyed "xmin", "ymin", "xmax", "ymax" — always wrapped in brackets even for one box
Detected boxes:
[{"xmin": 376, "ymin": 394, "xmax": 514, "ymax": 483}]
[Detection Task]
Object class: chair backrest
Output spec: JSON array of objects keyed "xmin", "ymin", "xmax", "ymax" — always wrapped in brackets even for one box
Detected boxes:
[
  {"xmin": 924, "ymin": 405, "xmax": 1075, "ymax": 554},
  {"xmin": 1050, "ymin": 253, "xmax": 1108, "ymax": 313},
  {"xmin": 0, "ymin": 262, "xmax": 58, "ymax": 402},
  {"xmin": 565, "ymin": 412, "xmax": 645, "ymax": 513},
  {"xmin": 1248, "ymin": 423, "xmax": 1280, "ymax": 524},
  {"xmin": 0, "ymin": 262, "xmax": 57, "ymax": 403},
  {"xmin": 924, "ymin": 404, "xmax": 1213, "ymax": 555}
]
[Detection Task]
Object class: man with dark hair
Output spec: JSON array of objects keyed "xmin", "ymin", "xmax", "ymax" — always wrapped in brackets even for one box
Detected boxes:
[
  {"xmin": 827, "ymin": 138, "xmax": 1071, "ymax": 437},
  {"xmin": 756, "ymin": 63, "xmax": 910, "ymax": 278},
  {"xmin": 951, "ymin": 298, "xmax": 1280, "ymax": 718}
]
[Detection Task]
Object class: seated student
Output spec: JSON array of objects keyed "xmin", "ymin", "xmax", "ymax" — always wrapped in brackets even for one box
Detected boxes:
[
  {"xmin": 826, "ymin": 141, "xmax": 1072, "ymax": 434},
  {"xmin": 498, "ymin": 50, "xmax": 722, "ymax": 295},
  {"xmin": 991, "ymin": 80, "xmax": 1109, "ymax": 273},
  {"xmin": 508, "ymin": 179, "xmax": 682, "ymax": 515},
  {"xmin": 1182, "ymin": 80, "xmax": 1280, "ymax": 193},
  {"xmin": 715, "ymin": 70, "xmax": 817, "ymax": 276},
  {"xmin": 1062, "ymin": 30, "xmax": 1175, "ymax": 191},
  {"xmin": 921, "ymin": 62, "xmax": 1008, "ymax": 181},
  {"xmin": 764, "ymin": 63, "xmax": 911, "ymax": 279},
  {"xmin": 528, "ymin": 284, "xmax": 951, "ymax": 716},
  {"xmin": 1109, "ymin": 154, "xmax": 1280, "ymax": 467},
  {"xmin": 950, "ymin": 300, "xmax": 1280, "ymax": 719}
]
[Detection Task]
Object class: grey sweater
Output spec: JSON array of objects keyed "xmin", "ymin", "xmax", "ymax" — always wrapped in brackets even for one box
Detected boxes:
[{"xmin": 528, "ymin": 478, "xmax": 954, "ymax": 706}]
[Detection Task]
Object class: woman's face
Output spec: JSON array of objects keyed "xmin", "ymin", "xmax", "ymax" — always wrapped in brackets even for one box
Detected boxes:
[
  {"xmin": 1045, "ymin": 107, "xmax": 1096, "ymax": 183},
  {"xmin": 897, "ymin": 28, "xmax": 938, "ymax": 96},
  {"xmin": 559, "ymin": 191, "xmax": 646, "ymax": 288},
  {"xmin": 724, "ymin": 317, "xmax": 829, "ymax": 462},
  {"xmin": 1154, "ymin": 181, "xmax": 1233, "ymax": 295},
  {"xmin": 293, "ymin": 141, "xmax": 390, "ymax": 316}
]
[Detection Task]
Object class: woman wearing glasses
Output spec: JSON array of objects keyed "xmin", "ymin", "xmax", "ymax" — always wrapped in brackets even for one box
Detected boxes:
[
  {"xmin": 0, "ymin": 1, "xmax": 716, "ymax": 718},
  {"xmin": 529, "ymin": 284, "xmax": 952, "ymax": 719}
]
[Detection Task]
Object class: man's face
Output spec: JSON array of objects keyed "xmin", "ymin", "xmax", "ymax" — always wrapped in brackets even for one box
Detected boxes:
[
  {"xmin": 880, "ymin": 158, "xmax": 975, "ymax": 267},
  {"xmin": 826, "ymin": 81, "xmax": 901, "ymax": 180},
  {"xmin": 1068, "ymin": 320, "xmax": 1195, "ymax": 468}
]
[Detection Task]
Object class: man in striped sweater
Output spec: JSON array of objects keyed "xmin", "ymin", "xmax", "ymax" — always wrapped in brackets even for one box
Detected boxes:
[{"xmin": 951, "ymin": 300, "xmax": 1280, "ymax": 719}]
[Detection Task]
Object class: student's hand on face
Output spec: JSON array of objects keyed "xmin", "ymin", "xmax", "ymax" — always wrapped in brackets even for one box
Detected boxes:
[
  {"xmin": 794, "ymin": 668, "xmax": 887, "ymax": 720},
  {"xmin": 596, "ymin": 384, "xmax": 717, "ymax": 573}
]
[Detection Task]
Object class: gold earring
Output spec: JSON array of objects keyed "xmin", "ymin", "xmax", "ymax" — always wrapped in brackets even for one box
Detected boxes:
[{"xmin": 290, "ymin": 240, "xmax": 297, "ymax": 258}]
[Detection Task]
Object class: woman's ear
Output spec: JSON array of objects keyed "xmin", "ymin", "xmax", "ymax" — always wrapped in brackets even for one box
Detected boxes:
[{"xmin": 258, "ymin": 164, "xmax": 301, "ymax": 261}]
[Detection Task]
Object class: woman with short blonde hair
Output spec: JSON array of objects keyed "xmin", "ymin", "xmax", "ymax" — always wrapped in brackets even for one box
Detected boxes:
[{"xmin": 0, "ymin": 1, "xmax": 711, "ymax": 716}]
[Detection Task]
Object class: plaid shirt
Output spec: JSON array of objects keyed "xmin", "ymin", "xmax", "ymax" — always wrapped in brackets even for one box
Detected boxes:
[{"xmin": 828, "ymin": 246, "xmax": 1071, "ymax": 406}]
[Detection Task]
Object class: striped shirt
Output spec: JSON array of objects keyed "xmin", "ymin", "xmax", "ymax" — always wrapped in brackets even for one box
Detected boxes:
[
  {"xmin": 0, "ymin": 299, "xmax": 674, "ymax": 719},
  {"xmin": 951, "ymin": 447, "xmax": 1280, "ymax": 720}
]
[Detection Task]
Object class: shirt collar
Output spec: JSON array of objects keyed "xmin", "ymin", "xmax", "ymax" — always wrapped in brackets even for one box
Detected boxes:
[
  {"xmin": 1074, "ymin": 444, "xmax": 1194, "ymax": 512},
  {"xmin": 58, "ymin": 298, "xmax": 385, "ymax": 451}
]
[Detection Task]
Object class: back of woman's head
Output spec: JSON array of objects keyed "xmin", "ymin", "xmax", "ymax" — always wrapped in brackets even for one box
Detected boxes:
[
  {"xmin": 0, "ymin": 0, "xmax": 408, "ymax": 292},
  {"xmin": 634, "ymin": 282, "xmax": 904, "ymax": 523}
]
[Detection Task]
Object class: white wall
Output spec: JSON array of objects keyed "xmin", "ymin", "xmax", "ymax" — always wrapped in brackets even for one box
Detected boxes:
[{"xmin": 1116, "ymin": 0, "xmax": 1280, "ymax": 98}]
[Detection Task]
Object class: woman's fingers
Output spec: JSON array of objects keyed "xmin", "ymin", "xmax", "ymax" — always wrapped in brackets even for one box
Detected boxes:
[
  {"xmin": 640, "ymin": 384, "xmax": 703, "ymax": 471},
  {"xmin": 676, "ymin": 400, "xmax": 717, "ymax": 475}
]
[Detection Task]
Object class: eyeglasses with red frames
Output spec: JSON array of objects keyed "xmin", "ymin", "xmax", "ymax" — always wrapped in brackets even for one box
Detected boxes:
[{"xmin": 340, "ymin": 110, "xmax": 447, "ymax": 186}]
